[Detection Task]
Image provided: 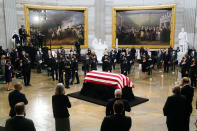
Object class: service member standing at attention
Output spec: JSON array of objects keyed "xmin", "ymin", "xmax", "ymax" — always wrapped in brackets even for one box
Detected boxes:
[
  {"xmin": 52, "ymin": 83, "xmax": 71, "ymax": 131},
  {"xmin": 8, "ymin": 82, "xmax": 28, "ymax": 117},
  {"xmin": 181, "ymin": 77, "xmax": 194, "ymax": 131},
  {"xmin": 64, "ymin": 56, "xmax": 71, "ymax": 88},
  {"xmin": 70, "ymin": 55, "xmax": 80, "ymax": 85}
]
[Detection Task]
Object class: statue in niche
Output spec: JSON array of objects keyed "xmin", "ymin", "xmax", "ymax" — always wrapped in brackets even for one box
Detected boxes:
[{"xmin": 178, "ymin": 28, "xmax": 188, "ymax": 53}]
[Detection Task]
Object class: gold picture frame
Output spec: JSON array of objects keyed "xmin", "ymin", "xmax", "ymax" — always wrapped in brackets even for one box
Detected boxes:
[
  {"xmin": 112, "ymin": 4, "xmax": 176, "ymax": 49},
  {"xmin": 24, "ymin": 4, "xmax": 88, "ymax": 49}
]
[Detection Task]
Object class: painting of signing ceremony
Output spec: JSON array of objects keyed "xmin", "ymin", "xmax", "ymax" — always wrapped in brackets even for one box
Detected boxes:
[
  {"xmin": 29, "ymin": 9, "xmax": 85, "ymax": 47},
  {"xmin": 116, "ymin": 9, "xmax": 172, "ymax": 46}
]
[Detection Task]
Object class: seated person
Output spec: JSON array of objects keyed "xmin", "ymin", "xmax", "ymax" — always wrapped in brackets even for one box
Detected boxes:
[
  {"xmin": 101, "ymin": 100, "xmax": 132, "ymax": 131},
  {"xmin": 106, "ymin": 89, "xmax": 131, "ymax": 116},
  {"xmin": 5, "ymin": 102, "xmax": 36, "ymax": 131}
]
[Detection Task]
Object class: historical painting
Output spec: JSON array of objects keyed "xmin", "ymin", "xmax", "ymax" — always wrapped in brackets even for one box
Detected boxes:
[
  {"xmin": 24, "ymin": 5, "xmax": 88, "ymax": 48},
  {"xmin": 112, "ymin": 5, "xmax": 176, "ymax": 48}
]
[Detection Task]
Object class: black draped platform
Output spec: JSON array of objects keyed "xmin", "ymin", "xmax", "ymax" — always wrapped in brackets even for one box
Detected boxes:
[{"xmin": 68, "ymin": 82, "xmax": 149, "ymax": 107}]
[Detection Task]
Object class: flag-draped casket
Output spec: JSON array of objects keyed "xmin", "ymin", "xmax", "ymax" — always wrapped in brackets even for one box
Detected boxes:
[{"xmin": 80, "ymin": 71, "xmax": 135, "ymax": 101}]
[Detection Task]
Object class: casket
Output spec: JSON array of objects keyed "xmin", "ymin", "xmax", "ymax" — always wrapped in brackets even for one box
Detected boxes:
[{"xmin": 80, "ymin": 71, "xmax": 135, "ymax": 101}]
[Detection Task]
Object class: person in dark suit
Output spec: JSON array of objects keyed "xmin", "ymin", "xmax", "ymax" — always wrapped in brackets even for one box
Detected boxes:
[
  {"xmin": 22, "ymin": 52, "xmax": 31, "ymax": 86},
  {"xmin": 181, "ymin": 77, "xmax": 194, "ymax": 131},
  {"xmin": 101, "ymin": 100, "xmax": 132, "ymax": 131},
  {"xmin": 189, "ymin": 58, "xmax": 197, "ymax": 87},
  {"xmin": 18, "ymin": 25, "xmax": 27, "ymax": 46},
  {"xmin": 51, "ymin": 54, "xmax": 59, "ymax": 81},
  {"xmin": 106, "ymin": 89, "xmax": 131, "ymax": 116},
  {"xmin": 163, "ymin": 49, "xmax": 171, "ymax": 73},
  {"xmin": 35, "ymin": 51, "xmax": 42, "ymax": 73},
  {"xmin": 5, "ymin": 60, "xmax": 12, "ymax": 91},
  {"xmin": 163, "ymin": 86, "xmax": 186, "ymax": 131},
  {"xmin": 8, "ymin": 82, "xmax": 28, "ymax": 117},
  {"xmin": 5, "ymin": 102, "xmax": 36, "ymax": 131},
  {"xmin": 52, "ymin": 83, "xmax": 71, "ymax": 131},
  {"xmin": 180, "ymin": 55, "xmax": 190, "ymax": 77}
]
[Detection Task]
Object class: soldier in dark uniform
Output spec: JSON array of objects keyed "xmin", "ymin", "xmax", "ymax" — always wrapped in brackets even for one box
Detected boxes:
[
  {"xmin": 51, "ymin": 54, "xmax": 59, "ymax": 81},
  {"xmin": 75, "ymin": 41, "xmax": 81, "ymax": 60},
  {"xmin": 64, "ymin": 55, "xmax": 71, "ymax": 88},
  {"xmin": 189, "ymin": 58, "xmax": 197, "ymax": 87},
  {"xmin": 83, "ymin": 52, "xmax": 91, "ymax": 76},
  {"xmin": 70, "ymin": 55, "xmax": 80, "ymax": 85},
  {"xmin": 58, "ymin": 54, "xmax": 65, "ymax": 83},
  {"xmin": 22, "ymin": 52, "xmax": 31, "ymax": 86},
  {"xmin": 90, "ymin": 51, "xmax": 97, "ymax": 70}
]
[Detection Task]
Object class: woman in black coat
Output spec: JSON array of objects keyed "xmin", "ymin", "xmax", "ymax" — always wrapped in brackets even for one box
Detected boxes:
[
  {"xmin": 52, "ymin": 83, "xmax": 71, "ymax": 131},
  {"xmin": 189, "ymin": 58, "xmax": 197, "ymax": 87},
  {"xmin": 180, "ymin": 55, "xmax": 190, "ymax": 77},
  {"xmin": 5, "ymin": 60, "xmax": 12, "ymax": 91}
]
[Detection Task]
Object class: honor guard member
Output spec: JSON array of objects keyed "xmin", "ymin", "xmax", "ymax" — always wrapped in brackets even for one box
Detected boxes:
[
  {"xmin": 90, "ymin": 51, "xmax": 98, "ymax": 70},
  {"xmin": 70, "ymin": 55, "xmax": 80, "ymax": 85},
  {"xmin": 58, "ymin": 54, "xmax": 65, "ymax": 83},
  {"xmin": 22, "ymin": 52, "xmax": 31, "ymax": 86},
  {"xmin": 83, "ymin": 52, "xmax": 91, "ymax": 75},
  {"xmin": 51, "ymin": 54, "xmax": 59, "ymax": 81},
  {"xmin": 110, "ymin": 49, "xmax": 117, "ymax": 70},
  {"xmin": 64, "ymin": 55, "xmax": 71, "ymax": 88}
]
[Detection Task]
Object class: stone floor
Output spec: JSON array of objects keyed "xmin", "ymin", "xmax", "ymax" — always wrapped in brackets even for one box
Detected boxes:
[{"xmin": 0, "ymin": 64, "xmax": 197, "ymax": 131}]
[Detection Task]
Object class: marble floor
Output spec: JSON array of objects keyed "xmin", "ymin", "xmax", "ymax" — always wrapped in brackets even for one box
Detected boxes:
[{"xmin": 0, "ymin": 64, "xmax": 197, "ymax": 131}]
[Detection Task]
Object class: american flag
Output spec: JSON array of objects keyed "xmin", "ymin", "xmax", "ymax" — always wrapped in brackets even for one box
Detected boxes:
[{"xmin": 84, "ymin": 71, "xmax": 134, "ymax": 89}]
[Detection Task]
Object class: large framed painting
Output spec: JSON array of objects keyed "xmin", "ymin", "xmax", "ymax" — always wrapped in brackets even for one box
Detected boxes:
[
  {"xmin": 112, "ymin": 4, "xmax": 176, "ymax": 48},
  {"xmin": 24, "ymin": 4, "xmax": 88, "ymax": 49}
]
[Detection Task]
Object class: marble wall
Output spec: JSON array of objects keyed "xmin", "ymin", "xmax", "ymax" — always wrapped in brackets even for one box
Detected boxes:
[
  {"xmin": 1, "ymin": 0, "xmax": 197, "ymax": 49},
  {"xmin": 0, "ymin": 0, "xmax": 6, "ymax": 48}
]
